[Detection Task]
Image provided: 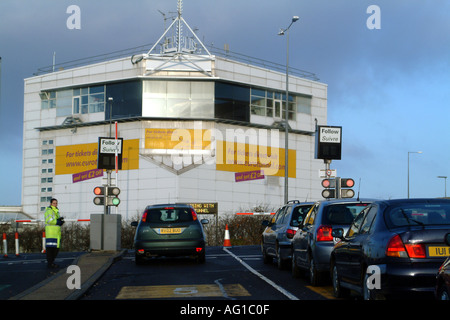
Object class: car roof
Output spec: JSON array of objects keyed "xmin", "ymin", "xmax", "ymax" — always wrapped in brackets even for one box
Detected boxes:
[
  {"xmin": 315, "ymin": 198, "xmax": 377, "ymax": 205},
  {"xmin": 144, "ymin": 203, "xmax": 193, "ymax": 209},
  {"xmin": 373, "ymin": 198, "xmax": 450, "ymax": 206}
]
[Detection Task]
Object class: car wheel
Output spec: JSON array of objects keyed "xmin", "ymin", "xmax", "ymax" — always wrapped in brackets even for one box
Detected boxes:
[
  {"xmin": 292, "ymin": 251, "xmax": 301, "ymax": 278},
  {"xmin": 261, "ymin": 242, "xmax": 272, "ymax": 264},
  {"xmin": 196, "ymin": 251, "xmax": 206, "ymax": 264},
  {"xmin": 438, "ymin": 286, "xmax": 450, "ymax": 300},
  {"xmin": 277, "ymin": 245, "xmax": 288, "ymax": 270},
  {"xmin": 363, "ymin": 270, "xmax": 377, "ymax": 300},
  {"xmin": 309, "ymin": 256, "xmax": 321, "ymax": 286},
  {"xmin": 331, "ymin": 263, "xmax": 349, "ymax": 298}
]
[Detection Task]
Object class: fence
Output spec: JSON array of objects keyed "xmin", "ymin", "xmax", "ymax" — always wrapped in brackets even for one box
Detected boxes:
[{"xmin": 0, "ymin": 212, "xmax": 275, "ymax": 254}]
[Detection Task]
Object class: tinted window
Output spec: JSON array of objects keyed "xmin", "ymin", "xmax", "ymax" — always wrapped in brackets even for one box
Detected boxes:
[
  {"xmin": 385, "ymin": 203, "xmax": 450, "ymax": 228},
  {"xmin": 106, "ymin": 80, "xmax": 142, "ymax": 119},
  {"xmin": 322, "ymin": 203, "xmax": 370, "ymax": 225},
  {"xmin": 215, "ymin": 82, "xmax": 250, "ymax": 122},
  {"xmin": 291, "ymin": 205, "xmax": 313, "ymax": 226},
  {"xmin": 144, "ymin": 207, "xmax": 195, "ymax": 224}
]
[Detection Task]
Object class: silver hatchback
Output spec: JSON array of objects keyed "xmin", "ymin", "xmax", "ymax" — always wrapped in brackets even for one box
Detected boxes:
[{"xmin": 291, "ymin": 199, "xmax": 374, "ymax": 285}]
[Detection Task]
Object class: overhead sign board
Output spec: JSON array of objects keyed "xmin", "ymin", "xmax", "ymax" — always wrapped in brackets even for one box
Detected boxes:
[{"xmin": 315, "ymin": 126, "xmax": 342, "ymax": 160}]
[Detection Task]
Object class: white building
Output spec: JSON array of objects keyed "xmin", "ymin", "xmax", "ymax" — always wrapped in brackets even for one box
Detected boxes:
[{"xmin": 21, "ymin": 6, "xmax": 327, "ymax": 220}]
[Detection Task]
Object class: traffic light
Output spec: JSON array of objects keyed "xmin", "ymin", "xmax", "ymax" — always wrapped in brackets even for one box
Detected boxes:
[
  {"xmin": 93, "ymin": 186, "xmax": 121, "ymax": 206},
  {"xmin": 340, "ymin": 178, "xmax": 355, "ymax": 198},
  {"xmin": 107, "ymin": 186, "xmax": 121, "ymax": 206},
  {"xmin": 93, "ymin": 186, "xmax": 105, "ymax": 205},
  {"xmin": 321, "ymin": 179, "xmax": 336, "ymax": 199}
]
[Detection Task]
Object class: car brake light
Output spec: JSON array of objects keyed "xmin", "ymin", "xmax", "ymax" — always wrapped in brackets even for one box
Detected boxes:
[
  {"xmin": 286, "ymin": 228, "xmax": 296, "ymax": 239},
  {"xmin": 141, "ymin": 211, "xmax": 147, "ymax": 222},
  {"xmin": 164, "ymin": 207, "xmax": 175, "ymax": 210},
  {"xmin": 191, "ymin": 208, "xmax": 198, "ymax": 221},
  {"xmin": 196, "ymin": 247, "xmax": 203, "ymax": 252},
  {"xmin": 405, "ymin": 243, "xmax": 426, "ymax": 258},
  {"xmin": 316, "ymin": 225, "xmax": 333, "ymax": 241},
  {"xmin": 386, "ymin": 234, "xmax": 409, "ymax": 258}
]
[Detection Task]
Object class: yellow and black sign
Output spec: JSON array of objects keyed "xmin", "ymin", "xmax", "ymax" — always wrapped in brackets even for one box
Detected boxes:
[{"xmin": 188, "ymin": 202, "xmax": 218, "ymax": 215}]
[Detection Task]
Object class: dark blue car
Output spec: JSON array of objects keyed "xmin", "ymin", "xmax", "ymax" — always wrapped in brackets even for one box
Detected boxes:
[{"xmin": 330, "ymin": 198, "xmax": 450, "ymax": 300}]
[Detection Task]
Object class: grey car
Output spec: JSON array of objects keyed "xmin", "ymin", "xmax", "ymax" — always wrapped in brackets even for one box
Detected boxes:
[
  {"xmin": 291, "ymin": 198, "xmax": 374, "ymax": 285},
  {"xmin": 131, "ymin": 204, "xmax": 209, "ymax": 264},
  {"xmin": 261, "ymin": 200, "xmax": 315, "ymax": 269}
]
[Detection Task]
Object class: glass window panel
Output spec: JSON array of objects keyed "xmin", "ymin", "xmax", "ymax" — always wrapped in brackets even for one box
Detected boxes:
[
  {"xmin": 73, "ymin": 97, "xmax": 80, "ymax": 114},
  {"xmin": 191, "ymin": 82, "xmax": 213, "ymax": 100},
  {"xmin": 89, "ymin": 85, "xmax": 104, "ymax": 94},
  {"xmin": 49, "ymin": 92, "xmax": 56, "ymax": 99},
  {"xmin": 81, "ymin": 88, "xmax": 88, "ymax": 95},
  {"xmin": 73, "ymin": 88, "xmax": 80, "ymax": 96},
  {"xmin": 251, "ymin": 88, "xmax": 266, "ymax": 97},
  {"xmin": 297, "ymin": 96, "xmax": 312, "ymax": 114},
  {"xmin": 167, "ymin": 99, "xmax": 190, "ymax": 117},
  {"xmin": 89, "ymin": 93, "xmax": 105, "ymax": 113},
  {"xmin": 168, "ymin": 81, "xmax": 190, "ymax": 99},
  {"xmin": 191, "ymin": 100, "xmax": 213, "ymax": 118},
  {"xmin": 41, "ymin": 100, "xmax": 49, "ymax": 109}
]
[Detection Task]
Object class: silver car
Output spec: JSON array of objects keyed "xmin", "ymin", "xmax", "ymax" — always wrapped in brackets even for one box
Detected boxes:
[
  {"xmin": 261, "ymin": 200, "xmax": 315, "ymax": 269},
  {"xmin": 291, "ymin": 198, "xmax": 374, "ymax": 285}
]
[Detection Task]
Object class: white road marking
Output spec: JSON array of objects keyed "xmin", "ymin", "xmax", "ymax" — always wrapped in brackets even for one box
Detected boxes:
[{"xmin": 223, "ymin": 247, "xmax": 299, "ymax": 300}]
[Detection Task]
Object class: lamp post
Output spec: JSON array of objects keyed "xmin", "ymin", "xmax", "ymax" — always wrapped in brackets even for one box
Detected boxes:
[
  {"xmin": 407, "ymin": 151, "xmax": 422, "ymax": 198},
  {"xmin": 279, "ymin": 16, "xmax": 299, "ymax": 204},
  {"xmin": 437, "ymin": 176, "xmax": 447, "ymax": 198}
]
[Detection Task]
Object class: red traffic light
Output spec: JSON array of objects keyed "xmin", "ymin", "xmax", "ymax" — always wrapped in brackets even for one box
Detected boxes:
[
  {"xmin": 93, "ymin": 186, "xmax": 105, "ymax": 195},
  {"xmin": 321, "ymin": 179, "xmax": 336, "ymax": 188},
  {"xmin": 341, "ymin": 178, "xmax": 355, "ymax": 188}
]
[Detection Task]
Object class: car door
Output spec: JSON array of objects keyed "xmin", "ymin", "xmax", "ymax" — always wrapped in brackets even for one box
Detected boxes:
[
  {"xmin": 265, "ymin": 207, "xmax": 287, "ymax": 256},
  {"xmin": 342, "ymin": 205, "xmax": 378, "ymax": 285},
  {"xmin": 295, "ymin": 203, "xmax": 318, "ymax": 267}
]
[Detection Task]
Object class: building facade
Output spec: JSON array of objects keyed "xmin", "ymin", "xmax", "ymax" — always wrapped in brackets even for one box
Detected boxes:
[{"xmin": 22, "ymin": 12, "xmax": 327, "ymax": 220}]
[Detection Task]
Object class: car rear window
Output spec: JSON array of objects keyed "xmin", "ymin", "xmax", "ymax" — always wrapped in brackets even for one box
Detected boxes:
[
  {"xmin": 385, "ymin": 203, "xmax": 450, "ymax": 228},
  {"xmin": 291, "ymin": 205, "xmax": 313, "ymax": 226},
  {"xmin": 322, "ymin": 203, "xmax": 370, "ymax": 225},
  {"xmin": 143, "ymin": 207, "xmax": 195, "ymax": 224}
]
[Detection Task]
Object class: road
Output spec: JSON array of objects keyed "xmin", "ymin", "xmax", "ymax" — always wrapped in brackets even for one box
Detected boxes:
[{"xmin": 80, "ymin": 245, "xmax": 332, "ymax": 301}]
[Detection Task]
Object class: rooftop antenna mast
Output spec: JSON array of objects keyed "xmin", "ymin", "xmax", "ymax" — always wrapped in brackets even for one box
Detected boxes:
[{"xmin": 146, "ymin": 0, "xmax": 211, "ymax": 57}]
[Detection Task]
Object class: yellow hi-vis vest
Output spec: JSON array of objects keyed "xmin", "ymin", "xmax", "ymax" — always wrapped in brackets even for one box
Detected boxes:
[{"xmin": 44, "ymin": 206, "xmax": 61, "ymax": 248}]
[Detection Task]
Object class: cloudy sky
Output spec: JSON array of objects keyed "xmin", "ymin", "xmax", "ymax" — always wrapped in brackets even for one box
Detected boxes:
[{"xmin": 0, "ymin": 0, "xmax": 449, "ymax": 205}]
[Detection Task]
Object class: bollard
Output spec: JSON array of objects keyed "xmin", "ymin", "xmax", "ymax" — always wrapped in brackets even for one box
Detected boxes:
[
  {"xmin": 42, "ymin": 231, "xmax": 46, "ymax": 253},
  {"xmin": 2, "ymin": 233, "xmax": 7, "ymax": 258},
  {"xmin": 15, "ymin": 232, "xmax": 20, "ymax": 256}
]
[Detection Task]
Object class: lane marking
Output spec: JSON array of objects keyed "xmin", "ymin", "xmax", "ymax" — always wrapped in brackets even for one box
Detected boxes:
[
  {"xmin": 223, "ymin": 247, "xmax": 299, "ymax": 300},
  {"xmin": 306, "ymin": 286, "xmax": 336, "ymax": 300},
  {"xmin": 115, "ymin": 283, "xmax": 250, "ymax": 299}
]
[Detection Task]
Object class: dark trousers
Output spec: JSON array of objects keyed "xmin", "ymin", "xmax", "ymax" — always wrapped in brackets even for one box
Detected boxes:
[{"xmin": 46, "ymin": 247, "xmax": 59, "ymax": 266}]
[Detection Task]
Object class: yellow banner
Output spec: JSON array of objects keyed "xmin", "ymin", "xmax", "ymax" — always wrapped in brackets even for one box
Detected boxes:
[
  {"xmin": 145, "ymin": 128, "xmax": 211, "ymax": 150},
  {"xmin": 55, "ymin": 139, "xmax": 139, "ymax": 175},
  {"xmin": 215, "ymin": 140, "xmax": 296, "ymax": 178}
]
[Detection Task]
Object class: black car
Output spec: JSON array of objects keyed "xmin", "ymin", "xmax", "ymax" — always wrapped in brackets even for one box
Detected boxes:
[
  {"xmin": 131, "ymin": 204, "xmax": 209, "ymax": 264},
  {"xmin": 261, "ymin": 200, "xmax": 314, "ymax": 269},
  {"xmin": 330, "ymin": 198, "xmax": 450, "ymax": 299},
  {"xmin": 435, "ymin": 233, "xmax": 450, "ymax": 300}
]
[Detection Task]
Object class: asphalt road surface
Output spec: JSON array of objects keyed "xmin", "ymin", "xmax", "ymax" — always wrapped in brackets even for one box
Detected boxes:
[{"xmin": 80, "ymin": 245, "xmax": 331, "ymax": 301}]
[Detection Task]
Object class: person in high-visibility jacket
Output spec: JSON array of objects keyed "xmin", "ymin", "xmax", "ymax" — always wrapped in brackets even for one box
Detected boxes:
[{"xmin": 44, "ymin": 198, "xmax": 64, "ymax": 268}]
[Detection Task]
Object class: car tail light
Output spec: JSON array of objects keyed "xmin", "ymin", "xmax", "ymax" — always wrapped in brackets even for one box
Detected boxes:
[
  {"xmin": 141, "ymin": 211, "xmax": 148, "ymax": 222},
  {"xmin": 286, "ymin": 228, "xmax": 296, "ymax": 239},
  {"xmin": 316, "ymin": 225, "xmax": 333, "ymax": 242},
  {"xmin": 405, "ymin": 243, "xmax": 426, "ymax": 258},
  {"xmin": 386, "ymin": 234, "xmax": 427, "ymax": 258},
  {"xmin": 190, "ymin": 208, "xmax": 198, "ymax": 221},
  {"xmin": 196, "ymin": 247, "xmax": 203, "ymax": 252}
]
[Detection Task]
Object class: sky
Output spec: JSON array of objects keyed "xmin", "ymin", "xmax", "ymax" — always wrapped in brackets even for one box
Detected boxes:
[{"xmin": 0, "ymin": 0, "xmax": 449, "ymax": 206}]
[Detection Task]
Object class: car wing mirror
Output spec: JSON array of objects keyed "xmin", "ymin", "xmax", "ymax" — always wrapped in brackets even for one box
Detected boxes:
[
  {"xmin": 201, "ymin": 219, "xmax": 209, "ymax": 225},
  {"xmin": 445, "ymin": 233, "xmax": 450, "ymax": 246}
]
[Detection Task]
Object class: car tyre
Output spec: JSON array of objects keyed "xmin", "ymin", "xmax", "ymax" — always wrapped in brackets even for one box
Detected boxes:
[
  {"xmin": 261, "ymin": 242, "xmax": 272, "ymax": 264},
  {"xmin": 292, "ymin": 251, "xmax": 302, "ymax": 278},
  {"xmin": 331, "ymin": 263, "xmax": 349, "ymax": 298},
  {"xmin": 438, "ymin": 286, "xmax": 450, "ymax": 300},
  {"xmin": 276, "ymin": 245, "xmax": 288, "ymax": 270},
  {"xmin": 309, "ymin": 255, "xmax": 321, "ymax": 286}
]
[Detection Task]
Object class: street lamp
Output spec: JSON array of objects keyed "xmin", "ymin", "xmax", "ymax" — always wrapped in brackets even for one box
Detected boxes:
[
  {"xmin": 279, "ymin": 15, "xmax": 299, "ymax": 204},
  {"xmin": 407, "ymin": 151, "xmax": 422, "ymax": 198},
  {"xmin": 437, "ymin": 176, "xmax": 447, "ymax": 198}
]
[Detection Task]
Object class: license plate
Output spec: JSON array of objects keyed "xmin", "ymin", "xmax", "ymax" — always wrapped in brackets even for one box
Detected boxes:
[
  {"xmin": 158, "ymin": 228, "xmax": 181, "ymax": 234},
  {"xmin": 427, "ymin": 246, "xmax": 450, "ymax": 257}
]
